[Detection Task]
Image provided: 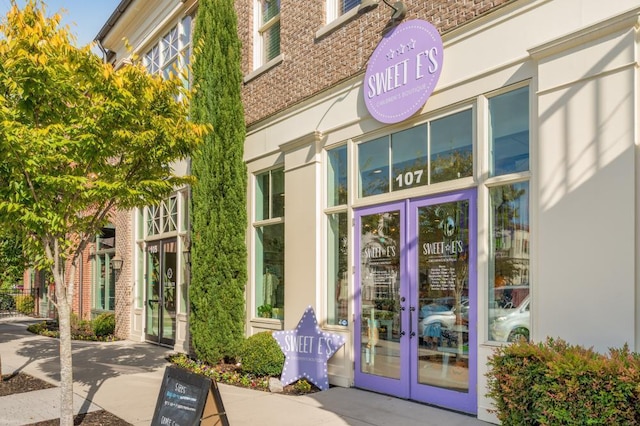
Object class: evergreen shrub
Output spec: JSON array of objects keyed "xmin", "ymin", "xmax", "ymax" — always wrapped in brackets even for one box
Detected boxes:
[
  {"xmin": 0, "ymin": 293, "xmax": 16, "ymax": 311},
  {"xmin": 15, "ymin": 294, "xmax": 34, "ymax": 314},
  {"xmin": 239, "ymin": 332, "xmax": 284, "ymax": 377},
  {"xmin": 92, "ymin": 312, "xmax": 116, "ymax": 337},
  {"xmin": 486, "ymin": 337, "xmax": 640, "ymax": 425}
]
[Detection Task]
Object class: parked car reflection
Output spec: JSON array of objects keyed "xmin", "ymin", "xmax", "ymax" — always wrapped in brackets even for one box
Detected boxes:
[
  {"xmin": 418, "ymin": 298, "xmax": 468, "ymax": 348},
  {"xmin": 490, "ymin": 296, "xmax": 530, "ymax": 342}
]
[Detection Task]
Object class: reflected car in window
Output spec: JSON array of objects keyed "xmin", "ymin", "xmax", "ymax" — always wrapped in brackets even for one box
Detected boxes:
[
  {"xmin": 418, "ymin": 298, "xmax": 469, "ymax": 347},
  {"xmin": 490, "ymin": 296, "xmax": 530, "ymax": 342}
]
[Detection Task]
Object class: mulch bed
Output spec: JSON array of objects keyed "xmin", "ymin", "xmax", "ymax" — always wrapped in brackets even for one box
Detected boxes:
[
  {"xmin": 0, "ymin": 372, "xmax": 55, "ymax": 396},
  {"xmin": 1, "ymin": 372, "xmax": 130, "ymax": 425}
]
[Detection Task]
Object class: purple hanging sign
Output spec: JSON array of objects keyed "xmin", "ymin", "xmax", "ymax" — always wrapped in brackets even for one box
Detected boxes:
[{"xmin": 364, "ymin": 20, "xmax": 443, "ymax": 124}]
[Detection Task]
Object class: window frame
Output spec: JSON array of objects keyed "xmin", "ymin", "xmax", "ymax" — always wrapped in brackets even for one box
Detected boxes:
[
  {"xmin": 253, "ymin": 0, "xmax": 281, "ymax": 70},
  {"xmin": 483, "ymin": 82, "xmax": 532, "ymax": 344},
  {"xmin": 92, "ymin": 226, "xmax": 117, "ymax": 313},
  {"xmin": 253, "ymin": 167, "xmax": 286, "ymax": 322}
]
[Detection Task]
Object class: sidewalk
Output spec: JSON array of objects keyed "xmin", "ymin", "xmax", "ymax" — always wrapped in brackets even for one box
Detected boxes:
[{"xmin": 0, "ymin": 317, "xmax": 489, "ymax": 425}]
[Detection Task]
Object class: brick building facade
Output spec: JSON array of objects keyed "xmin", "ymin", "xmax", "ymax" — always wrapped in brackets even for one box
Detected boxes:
[{"xmin": 94, "ymin": 1, "xmax": 640, "ymax": 422}]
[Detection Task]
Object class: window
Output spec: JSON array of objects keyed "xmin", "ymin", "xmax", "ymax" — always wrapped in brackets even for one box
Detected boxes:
[
  {"xmin": 358, "ymin": 109, "xmax": 472, "ymax": 198},
  {"xmin": 146, "ymin": 196, "xmax": 178, "ymax": 237},
  {"xmin": 254, "ymin": 168, "xmax": 285, "ymax": 320},
  {"xmin": 327, "ymin": 145, "xmax": 349, "ymax": 326},
  {"xmin": 327, "ymin": 0, "xmax": 361, "ymax": 22},
  {"xmin": 489, "ymin": 86, "xmax": 529, "ymax": 176},
  {"xmin": 256, "ymin": 0, "xmax": 281, "ymax": 68},
  {"xmin": 487, "ymin": 85, "xmax": 530, "ymax": 342},
  {"xmin": 93, "ymin": 226, "xmax": 116, "ymax": 312},
  {"xmin": 143, "ymin": 15, "xmax": 193, "ymax": 86}
]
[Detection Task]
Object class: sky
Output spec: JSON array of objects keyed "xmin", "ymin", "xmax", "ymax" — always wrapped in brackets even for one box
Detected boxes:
[{"xmin": 0, "ymin": 0, "xmax": 121, "ymax": 48}]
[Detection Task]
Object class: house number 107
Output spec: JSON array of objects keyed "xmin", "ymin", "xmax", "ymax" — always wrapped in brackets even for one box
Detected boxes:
[{"xmin": 395, "ymin": 170, "xmax": 424, "ymax": 188}]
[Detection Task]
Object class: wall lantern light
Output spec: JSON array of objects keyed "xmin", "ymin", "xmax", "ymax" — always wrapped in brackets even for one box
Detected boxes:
[
  {"xmin": 111, "ymin": 254, "xmax": 123, "ymax": 271},
  {"xmin": 358, "ymin": 0, "xmax": 407, "ymax": 35}
]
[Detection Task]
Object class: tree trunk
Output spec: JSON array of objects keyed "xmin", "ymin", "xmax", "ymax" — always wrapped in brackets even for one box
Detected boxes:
[{"xmin": 57, "ymin": 287, "xmax": 74, "ymax": 426}]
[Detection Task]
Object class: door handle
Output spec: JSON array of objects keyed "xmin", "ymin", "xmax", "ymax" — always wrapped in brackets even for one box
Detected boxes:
[{"xmin": 409, "ymin": 306, "xmax": 416, "ymax": 338}]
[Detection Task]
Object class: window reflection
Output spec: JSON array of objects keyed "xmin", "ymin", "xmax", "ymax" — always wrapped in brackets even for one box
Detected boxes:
[
  {"xmin": 488, "ymin": 182, "xmax": 530, "ymax": 342},
  {"xmin": 430, "ymin": 110, "xmax": 473, "ymax": 184},
  {"xmin": 489, "ymin": 87, "xmax": 529, "ymax": 176}
]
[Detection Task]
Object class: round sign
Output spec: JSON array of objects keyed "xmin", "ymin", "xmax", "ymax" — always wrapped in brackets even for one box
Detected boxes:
[{"xmin": 363, "ymin": 20, "xmax": 444, "ymax": 124}]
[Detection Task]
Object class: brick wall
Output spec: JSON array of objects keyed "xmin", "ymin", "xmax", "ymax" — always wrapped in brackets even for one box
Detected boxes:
[
  {"xmin": 237, "ymin": 0, "xmax": 513, "ymax": 126},
  {"xmin": 114, "ymin": 209, "xmax": 133, "ymax": 339}
]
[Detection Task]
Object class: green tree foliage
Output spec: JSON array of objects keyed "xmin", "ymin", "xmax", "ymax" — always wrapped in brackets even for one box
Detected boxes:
[
  {"xmin": 189, "ymin": 0, "xmax": 247, "ymax": 364},
  {"xmin": 0, "ymin": 2, "xmax": 206, "ymax": 424},
  {"xmin": 0, "ymin": 230, "xmax": 27, "ymax": 290}
]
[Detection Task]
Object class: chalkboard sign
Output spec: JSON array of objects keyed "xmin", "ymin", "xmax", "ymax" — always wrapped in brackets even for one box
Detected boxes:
[{"xmin": 151, "ymin": 365, "xmax": 229, "ymax": 426}]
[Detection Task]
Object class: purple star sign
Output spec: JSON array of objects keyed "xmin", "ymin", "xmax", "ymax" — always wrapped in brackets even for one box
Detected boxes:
[{"xmin": 273, "ymin": 306, "xmax": 345, "ymax": 391}]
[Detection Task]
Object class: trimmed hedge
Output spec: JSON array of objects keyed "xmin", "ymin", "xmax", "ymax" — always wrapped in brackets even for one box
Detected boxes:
[
  {"xmin": 92, "ymin": 312, "xmax": 115, "ymax": 336},
  {"xmin": 238, "ymin": 332, "xmax": 284, "ymax": 377},
  {"xmin": 486, "ymin": 338, "xmax": 640, "ymax": 425}
]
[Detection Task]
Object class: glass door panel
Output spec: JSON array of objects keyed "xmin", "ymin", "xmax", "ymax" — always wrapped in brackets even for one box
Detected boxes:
[
  {"xmin": 359, "ymin": 210, "xmax": 401, "ymax": 379},
  {"xmin": 355, "ymin": 202, "xmax": 409, "ymax": 399},
  {"xmin": 354, "ymin": 190, "xmax": 476, "ymax": 414},
  {"xmin": 146, "ymin": 242, "xmax": 161, "ymax": 341},
  {"xmin": 410, "ymin": 190, "xmax": 477, "ymax": 413},
  {"xmin": 161, "ymin": 240, "xmax": 177, "ymax": 345},
  {"xmin": 145, "ymin": 239, "xmax": 177, "ymax": 346}
]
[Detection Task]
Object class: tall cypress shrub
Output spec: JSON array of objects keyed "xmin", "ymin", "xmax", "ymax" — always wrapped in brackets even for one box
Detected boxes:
[{"xmin": 189, "ymin": 0, "xmax": 247, "ymax": 363}]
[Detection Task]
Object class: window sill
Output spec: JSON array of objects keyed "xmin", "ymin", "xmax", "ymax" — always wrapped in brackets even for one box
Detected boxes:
[
  {"xmin": 315, "ymin": 6, "xmax": 362, "ymax": 40},
  {"xmin": 244, "ymin": 54, "xmax": 284, "ymax": 84}
]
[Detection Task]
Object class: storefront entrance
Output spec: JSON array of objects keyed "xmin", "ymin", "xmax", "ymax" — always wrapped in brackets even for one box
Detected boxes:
[
  {"xmin": 145, "ymin": 239, "xmax": 177, "ymax": 346},
  {"xmin": 354, "ymin": 189, "xmax": 477, "ymax": 414}
]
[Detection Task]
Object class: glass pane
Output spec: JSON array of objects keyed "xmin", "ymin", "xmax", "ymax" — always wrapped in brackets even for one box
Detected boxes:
[
  {"xmin": 264, "ymin": 20, "xmax": 281, "ymax": 62},
  {"xmin": 255, "ymin": 172, "xmax": 270, "ymax": 221},
  {"xmin": 162, "ymin": 26, "xmax": 178, "ymax": 62},
  {"xmin": 255, "ymin": 223, "xmax": 285, "ymax": 320},
  {"xmin": 97, "ymin": 255, "xmax": 106, "ymax": 310},
  {"xmin": 327, "ymin": 146, "xmax": 347, "ymax": 207},
  {"xmin": 180, "ymin": 15, "xmax": 192, "ymax": 47},
  {"xmin": 430, "ymin": 109, "xmax": 473, "ymax": 184},
  {"xmin": 341, "ymin": 0, "xmax": 361, "ymax": 14},
  {"xmin": 360, "ymin": 211, "xmax": 401, "ymax": 379},
  {"xmin": 391, "ymin": 124, "xmax": 428, "ymax": 191},
  {"xmin": 97, "ymin": 226, "xmax": 115, "ymax": 251},
  {"xmin": 417, "ymin": 200, "xmax": 470, "ymax": 392},
  {"xmin": 146, "ymin": 243, "xmax": 161, "ymax": 337},
  {"xmin": 488, "ymin": 182, "xmax": 530, "ymax": 342},
  {"xmin": 262, "ymin": 0, "xmax": 280, "ymax": 22},
  {"xmin": 107, "ymin": 254, "xmax": 115, "ymax": 310},
  {"xmin": 358, "ymin": 136, "xmax": 389, "ymax": 198},
  {"xmin": 327, "ymin": 212, "xmax": 348, "ymax": 326},
  {"xmin": 162, "ymin": 241, "xmax": 177, "ymax": 341},
  {"xmin": 271, "ymin": 168, "xmax": 285, "ymax": 218},
  {"xmin": 489, "ymin": 87, "xmax": 529, "ymax": 176}
]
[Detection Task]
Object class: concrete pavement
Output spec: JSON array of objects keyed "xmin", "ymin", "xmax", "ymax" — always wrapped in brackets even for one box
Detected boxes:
[{"xmin": 0, "ymin": 317, "xmax": 489, "ymax": 425}]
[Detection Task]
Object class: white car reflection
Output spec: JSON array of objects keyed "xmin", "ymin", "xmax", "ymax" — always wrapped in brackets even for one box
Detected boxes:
[
  {"xmin": 490, "ymin": 296, "xmax": 530, "ymax": 342},
  {"xmin": 418, "ymin": 298, "xmax": 468, "ymax": 347}
]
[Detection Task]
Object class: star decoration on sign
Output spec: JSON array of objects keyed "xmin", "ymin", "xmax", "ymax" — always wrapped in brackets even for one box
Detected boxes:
[{"xmin": 273, "ymin": 306, "xmax": 346, "ymax": 391}]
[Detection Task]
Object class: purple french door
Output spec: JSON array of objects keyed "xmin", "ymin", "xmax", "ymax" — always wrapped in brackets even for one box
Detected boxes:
[{"xmin": 354, "ymin": 189, "xmax": 477, "ymax": 414}]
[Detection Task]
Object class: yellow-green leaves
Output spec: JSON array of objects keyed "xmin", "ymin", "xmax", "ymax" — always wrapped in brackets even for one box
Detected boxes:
[{"xmin": 0, "ymin": 0, "xmax": 207, "ymax": 266}]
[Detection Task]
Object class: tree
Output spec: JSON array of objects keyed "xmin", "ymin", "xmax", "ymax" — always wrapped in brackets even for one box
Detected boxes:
[
  {"xmin": 0, "ymin": 2, "xmax": 206, "ymax": 424},
  {"xmin": 189, "ymin": 0, "xmax": 247, "ymax": 364},
  {"xmin": 0, "ymin": 230, "xmax": 27, "ymax": 290}
]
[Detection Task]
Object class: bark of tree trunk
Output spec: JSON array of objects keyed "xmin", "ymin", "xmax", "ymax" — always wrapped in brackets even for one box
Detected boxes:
[{"xmin": 57, "ymin": 289, "xmax": 74, "ymax": 426}]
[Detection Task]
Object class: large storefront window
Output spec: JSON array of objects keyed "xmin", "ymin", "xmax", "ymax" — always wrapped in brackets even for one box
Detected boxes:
[
  {"xmin": 358, "ymin": 109, "xmax": 472, "ymax": 198},
  {"xmin": 487, "ymin": 85, "xmax": 530, "ymax": 342},
  {"xmin": 255, "ymin": 168, "xmax": 285, "ymax": 320},
  {"xmin": 93, "ymin": 226, "xmax": 116, "ymax": 312}
]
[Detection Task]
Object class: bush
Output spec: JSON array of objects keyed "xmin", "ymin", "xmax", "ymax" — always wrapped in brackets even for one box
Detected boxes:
[
  {"xmin": 92, "ymin": 312, "xmax": 116, "ymax": 337},
  {"xmin": 486, "ymin": 337, "xmax": 640, "ymax": 425},
  {"xmin": 15, "ymin": 295, "xmax": 35, "ymax": 314},
  {"xmin": 0, "ymin": 293, "xmax": 16, "ymax": 311},
  {"xmin": 238, "ymin": 332, "xmax": 284, "ymax": 377}
]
